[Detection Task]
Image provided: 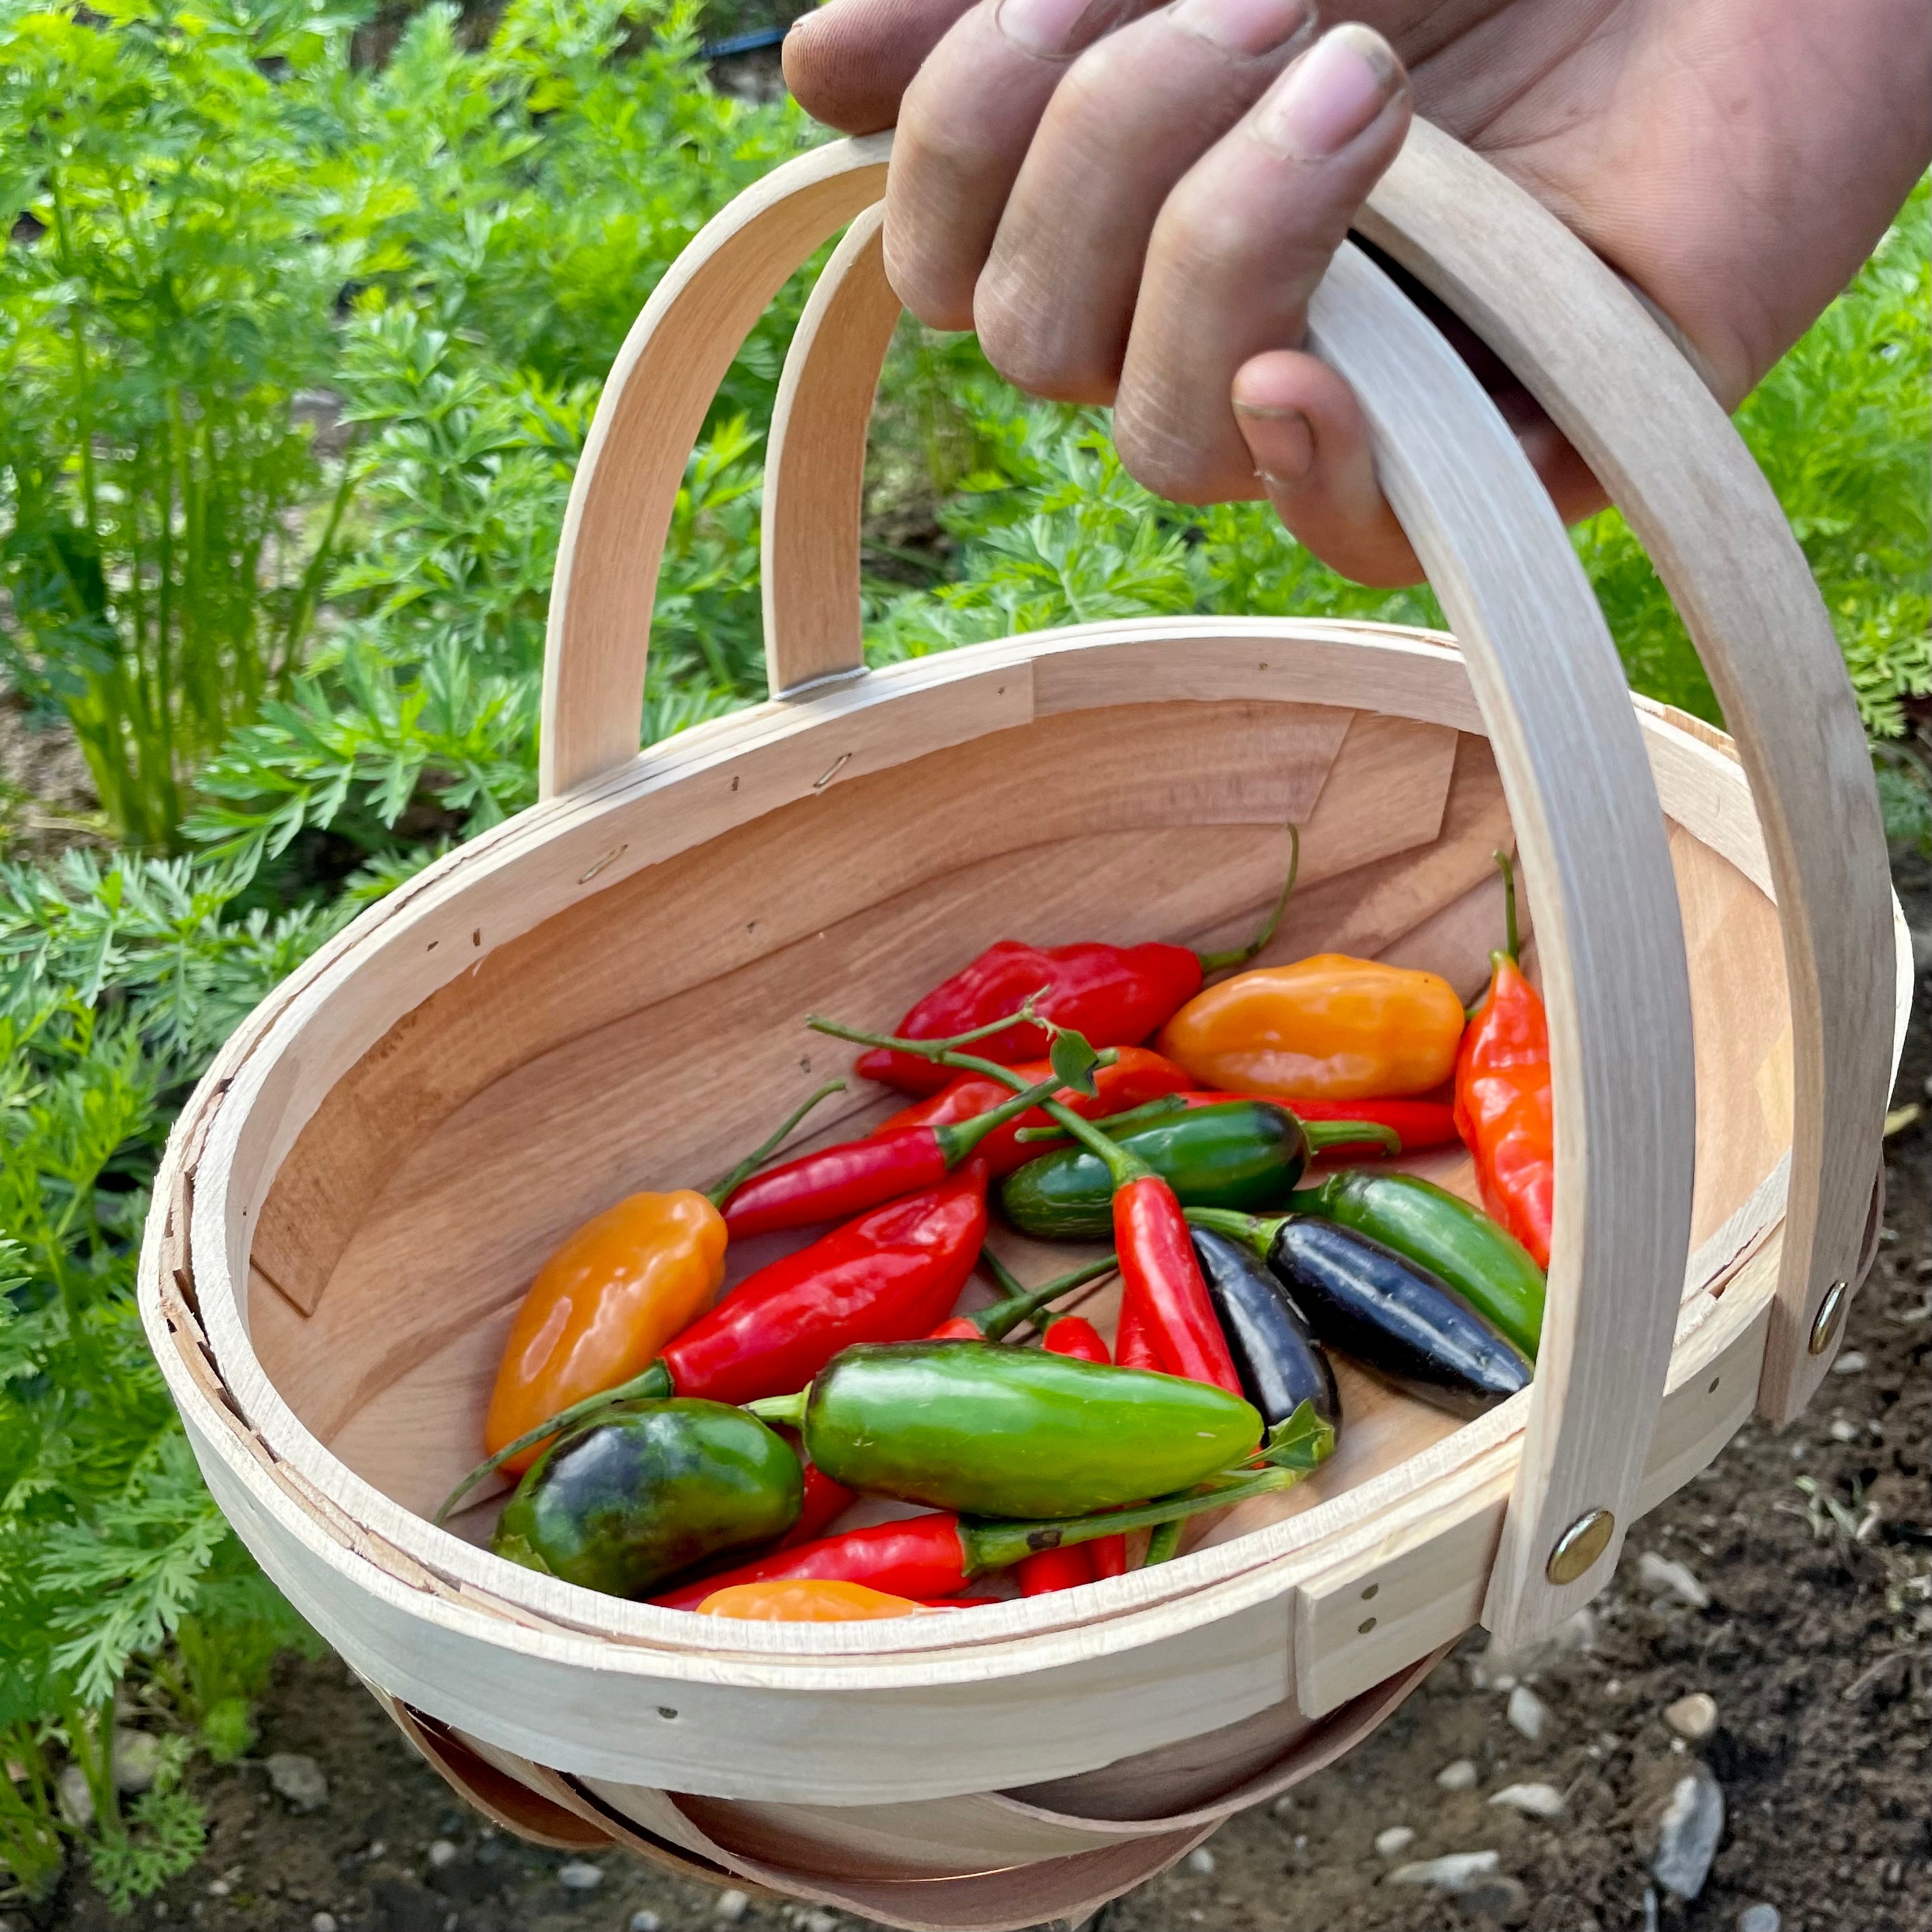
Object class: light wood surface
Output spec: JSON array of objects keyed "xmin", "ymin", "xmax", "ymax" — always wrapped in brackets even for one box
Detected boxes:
[
  {"xmin": 761, "ymin": 202, "xmax": 899, "ymax": 693},
  {"xmin": 1358, "ymin": 118, "xmax": 1894, "ymax": 1426}
]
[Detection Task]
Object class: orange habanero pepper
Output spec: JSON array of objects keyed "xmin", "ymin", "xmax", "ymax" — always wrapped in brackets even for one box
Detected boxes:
[
  {"xmin": 1156, "ymin": 955, "xmax": 1464, "ymax": 1102},
  {"xmin": 697, "ymin": 1579, "xmax": 929, "ymax": 1622}
]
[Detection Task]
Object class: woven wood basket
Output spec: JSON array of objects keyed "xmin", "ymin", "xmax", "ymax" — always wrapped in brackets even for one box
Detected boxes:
[{"xmin": 139, "ymin": 122, "xmax": 1911, "ymax": 1932}]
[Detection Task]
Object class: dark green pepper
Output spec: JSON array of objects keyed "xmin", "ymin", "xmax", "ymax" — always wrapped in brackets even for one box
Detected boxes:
[
  {"xmin": 1294, "ymin": 1169, "xmax": 1546, "ymax": 1356},
  {"xmin": 492, "ymin": 1399, "xmax": 801, "ymax": 1598},
  {"xmin": 750, "ymin": 1341, "xmax": 1262, "ymax": 1518},
  {"xmin": 1000, "ymin": 1100, "xmax": 1389, "ymax": 1239}
]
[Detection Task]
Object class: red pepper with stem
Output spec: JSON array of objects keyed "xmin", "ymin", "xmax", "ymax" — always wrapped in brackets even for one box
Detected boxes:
[
  {"xmin": 871, "ymin": 1046, "xmax": 1195, "ymax": 1176},
  {"xmin": 810, "ymin": 1007, "xmax": 1241, "ymax": 1394},
  {"xmin": 651, "ymin": 1464, "xmax": 1306, "ymax": 1610},
  {"xmin": 720, "ymin": 1066, "xmax": 1079, "ymax": 1239},
  {"xmin": 858, "ymin": 832, "xmax": 1301, "ymax": 1094},
  {"xmin": 1453, "ymin": 852, "xmax": 1554, "ymax": 1268},
  {"xmin": 438, "ymin": 1166, "xmax": 990, "ymax": 1522}
]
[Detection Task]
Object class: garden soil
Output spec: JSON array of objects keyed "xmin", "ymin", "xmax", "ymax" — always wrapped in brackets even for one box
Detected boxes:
[{"xmin": 26, "ymin": 873, "xmax": 1931, "ymax": 1932}]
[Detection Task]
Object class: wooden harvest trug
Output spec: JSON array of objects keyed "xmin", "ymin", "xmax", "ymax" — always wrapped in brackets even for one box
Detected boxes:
[{"xmin": 137, "ymin": 121, "xmax": 1911, "ymax": 1932}]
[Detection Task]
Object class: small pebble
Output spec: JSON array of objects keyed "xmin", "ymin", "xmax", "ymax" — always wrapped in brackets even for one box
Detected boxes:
[
  {"xmin": 556, "ymin": 1860, "xmax": 604, "ymax": 1891},
  {"xmin": 628, "ymin": 1914, "xmax": 662, "ymax": 1932},
  {"xmin": 1388, "ymin": 1849, "xmax": 1500, "ymax": 1892},
  {"xmin": 1829, "ymin": 1418, "xmax": 1859, "ymax": 1441},
  {"xmin": 1185, "ymin": 1847, "xmax": 1216, "ymax": 1875},
  {"xmin": 313, "ymin": 1916, "xmax": 339, "ymax": 1932},
  {"xmin": 1465, "ymin": 1874, "xmax": 1531, "ymax": 1924},
  {"xmin": 799, "ymin": 1914, "xmax": 841, "ymax": 1932},
  {"xmin": 55, "ymin": 1763, "xmax": 93, "ymax": 1829},
  {"xmin": 1488, "ymin": 1782, "xmax": 1565, "ymax": 1820},
  {"xmin": 427, "ymin": 1839, "xmax": 458, "ymax": 1869},
  {"xmin": 1637, "ymin": 1551, "xmax": 1711, "ymax": 1610},
  {"xmin": 1654, "ymin": 1766, "xmax": 1725, "ymax": 1900},
  {"xmin": 1505, "ymin": 1684, "xmax": 1550, "ymax": 1743},
  {"xmin": 1664, "ymin": 1692, "xmax": 1719, "ymax": 1741},
  {"xmin": 1435, "ymin": 1758, "xmax": 1479, "ymax": 1792},
  {"xmin": 266, "ymin": 1752, "xmax": 330, "ymax": 1814},
  {"xmin": 1738, "ymin": 1907, "xmax": 1782, "ymax": 1932},
  {"xmin": 207, "ymin": 1881, "xmax": 230, "ymax": 1897},
  {"xmin": 715, "ymin": 1890, "xmax": 750, "ymax": 1923},
  {"xmin": 1831, "ymin": 1350, "xmax": 1866, "ymax": 1375},
  {"xmin": 1375, "ymin": 1826, "xmax": 1416, "ymax": 1858},
  {"xmin": 112, "ymin": 1729, "xmax": 163, "ymax": 1795}
]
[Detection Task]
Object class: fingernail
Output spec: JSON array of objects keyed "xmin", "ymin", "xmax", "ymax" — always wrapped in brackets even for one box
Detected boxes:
[
  {"xmin": 1234, "ymin": 401, "xmax": 1314, "ymax": 491},
  {"xmin": 1254, "ymin": 23, "xmax": 1400, "ymax": 158},
  {"xmin": 995, "ymin": 0, "xmax": 1123, "ymax": 57},
  {"xmin": 1172, "ymin": 0, "xmax": 1313, "ymax": 57}
]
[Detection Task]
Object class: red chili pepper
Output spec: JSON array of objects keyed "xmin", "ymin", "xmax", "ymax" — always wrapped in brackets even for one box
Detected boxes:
[
  {"xmin": 652, "ymin": 1461, "xmax": 1306, "ymax": 1611},
  {"xmin": 722, "ymin": 1070, "xmax": 1065, "ymax": 1239},
  {"xmin": 873, "ymin": 1046, "xmax": 1195, "ymax": 1174},
  {"xmin": 856, "ymin": 834, "xmax": 1301, "ymax": 1093},
  {"xmin": 1028, "ymin": 1314, "xmax": 1118, "ymax": 1587},
  {"xmin": 1115, "ymin": 1174, "xmax": 1242, "ymax": 1392},
  {"xmin": 777, "ymin": 1460, "xmax": 858, "ymax": 1550},
  {"xmin": 1453, "ymin": 853, "xmax": 1554, "ymax": 1269},
  {"xmin": 663, "ymin": 1166, "xmax": 990, "ymax": 1407}
]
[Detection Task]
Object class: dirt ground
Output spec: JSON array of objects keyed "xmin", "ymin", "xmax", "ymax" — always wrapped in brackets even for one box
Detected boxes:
[{"xmin": 23, "ymin": 860, "xmax": 1928, "ymax": 1932}]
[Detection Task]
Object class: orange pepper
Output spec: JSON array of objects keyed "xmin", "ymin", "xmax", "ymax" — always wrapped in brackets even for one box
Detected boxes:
[
  {"xmin": 1156, "ymin": 955, "xmax": 1464, "ymax": 1101},
  {"xmin": 484, "ymin": 1191, "xmax": 727, "ymax": 1474},
  {"xmin": 696, "ymin": 1579, "xmax": 928, "ymax": 1622}
]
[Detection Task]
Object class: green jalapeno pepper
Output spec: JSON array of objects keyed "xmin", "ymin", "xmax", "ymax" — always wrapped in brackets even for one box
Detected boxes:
[
  {"xmin": 749, "ymin": 1341, "xmax": 1264, "ymax": 1519},
  {"xmin": 492, "ymin": 1399, "xmax": 802, "ymax": 1598},
  {"xmin": 999, "ymin": 1100, "xmax": 1392, "ymax": 1240},
  {"xmin": 1293, "ymin": 1169, "xmax": 1546, "ymax": 1356}
]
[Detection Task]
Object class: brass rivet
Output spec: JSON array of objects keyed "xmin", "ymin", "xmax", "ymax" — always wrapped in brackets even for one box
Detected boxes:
[
  {"xmin": 1546, "ymin": 1508, "xmax": 1615, "ymax": 1585},
  {"xmin": 1808, "ymin": 1280, "xmax": 1849, "ymax": 1356}
]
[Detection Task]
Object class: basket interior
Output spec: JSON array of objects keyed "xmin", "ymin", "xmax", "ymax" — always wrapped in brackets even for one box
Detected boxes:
[{"xmin": 239, "ymin": 692, "xmax": 1793, "ymax": 1569}]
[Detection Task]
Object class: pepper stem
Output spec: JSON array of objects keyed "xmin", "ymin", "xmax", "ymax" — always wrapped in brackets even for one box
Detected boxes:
[
  {"xmin": 1182, "ymin": 1206, "xmax": 1284, "ymax": 1261},
  {"xmin": 1495, "ymin": 847, "xmax": 1520, "ymax": 962},
  {"xmin": 1014, "ymin": 1094, "xmax": 1189, "ymax": 1144},
  {"xmin": 960, "ymin": 1461, "xmax": 1310, "ymax": 1574},
  {"xmin": 1300, "ymin": 1118, "xmax": 1401, "ymax": 1157},
  {"xmin": 976, "ymin": 1254, "xmax": 1120, "ymax": 1341},
  {"xmin": 433, "ymin": 1360, "xmax": 675, "ymax": 1526},
  {"xmin": 808, "ymin": 1014, "xmax": 1152, "ymax": 1187},
  {"xmin": 1143, "ymin": 1521, "xmax": 1182, "ymax": 1566},
  {"xmin": 979, "ymin": 1247, "xmax": 1026, "ymax": 1300},
  {"xmin": 1195, "ymin": 824, "xmax": 1300, "ymax": 975},
  {"xmin": 745, "ymin": 1389, "xmax": 808, "ymax": 1430},
  {"xmin": 933, "ymin": 1070, "xmax": 1074, "ymax": 1168},
  {"xmin": 706, "ymin": 1080, "xmax": 849, "ymax": 1207}
]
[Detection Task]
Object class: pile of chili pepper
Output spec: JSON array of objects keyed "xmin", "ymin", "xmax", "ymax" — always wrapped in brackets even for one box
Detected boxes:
[{"xmin": 441, "ymin": 832, "xmax": 1557, "ymax": 1619}]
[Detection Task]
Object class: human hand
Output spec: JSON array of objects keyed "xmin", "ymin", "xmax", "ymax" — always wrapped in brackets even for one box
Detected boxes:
[{"xmin": 783, "ymin": 0, "xmax": 1931, "ymax": 586}]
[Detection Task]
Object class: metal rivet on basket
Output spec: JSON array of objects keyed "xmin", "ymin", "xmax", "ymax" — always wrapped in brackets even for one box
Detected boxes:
[
  {"xmin": 1808, "ymin": 1280, "xmax": 1849, "ymax": 1356},
  {"xmin": 1545, "ymin": 1507, "xmax": 1615, "ymax": 1585}
]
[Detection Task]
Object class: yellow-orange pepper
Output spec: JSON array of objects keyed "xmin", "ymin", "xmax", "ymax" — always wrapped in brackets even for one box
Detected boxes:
[
  {"xmin": 697, "ymin": 1580, "xmax": 929, "ymax": 1622},
  {"xmin": 1156, "ymin": 955, "xmax": 1465, "ymax": 1101},
  {"xmin": 485, "ymin": 1191, "xmax": 727, "ymax": 1474}
]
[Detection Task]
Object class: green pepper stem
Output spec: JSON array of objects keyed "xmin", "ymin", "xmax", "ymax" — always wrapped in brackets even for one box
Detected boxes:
[
  {"xmin": 808, "ymin": 994, "xmax": 1054, "ymax": 1063},
  {"xmin": 933, "ymin": 1070, "xmax": 1077, "ymax": 1168},
  {"xmin": 1495, "ymin": 847, "xmax": 1520, "ymax": 962},
  {"xmin": 1143, "ymin": 1520, "xmax": 1182, "ymax": 1566},
  {"xmin": 979, "ymin": 1246, "xmax": 1026, "ymax": 1300},
  {"xmin": 1301, "ymin": 1118, "xmax": 1401, "ymax": 1157},
  {"xmin": 807, "ymin": 1014, "xmax": 1153, "ymax": 1189},
  {"xmin": 706, "ymin": 1080, "xmax": 849, "ymax": 1206},
  {"xmin": 1014, "ymin": 1094, "xmax": 1191, "ymax": 1144},
  {"xmin": 745, "ymin": 1389, "xmax": 808, "ymax": 1429},
  {"xmin": 1182, "ymin": 1206, "xmax": 1284, "ymax": 1260},
  {"xmin": 1195, "ymin": 824, "xmax": 1301, "ymax": 975},
  {"xmin": 960, "ymin": 1461, "xmax": 1310, "ymax": 1574},
  {"xmin": 433, "ymin": 1360, "xmax": 674, "ymax": 1526},
  {"xmin": 977, "ymin": 1254, "xmax": 1120, "ymax": 1340}
]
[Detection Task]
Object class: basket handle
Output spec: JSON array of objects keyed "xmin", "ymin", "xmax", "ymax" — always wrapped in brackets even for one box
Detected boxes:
[
  {"xmin": 728, "ymin": 124, "xmax": 1894, "ymax": 1433},
  {"xmin": 541, "ymin": 129, "xmax": 1890, "ymax": 1646}
]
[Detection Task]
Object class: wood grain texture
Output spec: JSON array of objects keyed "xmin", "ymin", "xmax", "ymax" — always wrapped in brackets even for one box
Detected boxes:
[
  {"xmin": 1308, "ymin": 241, "xmax": 1696, "ymax": 1645},
  {"xmin": 1360, "ymin": 117, "xmax": 1894, "ymax": 1425},
  {"xmin": 541, "ymin": 135, "xmax": 890, "ymax": 795},
  {"xmin": 761, "ymin": 202, "xmax": 899, "ymax": 693}
]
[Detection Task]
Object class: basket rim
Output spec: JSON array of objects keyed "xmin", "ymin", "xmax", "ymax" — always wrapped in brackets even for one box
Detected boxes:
[{"xmin": 139, "ymin": 616, "xmax": 1905, "ymax": 1683}]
